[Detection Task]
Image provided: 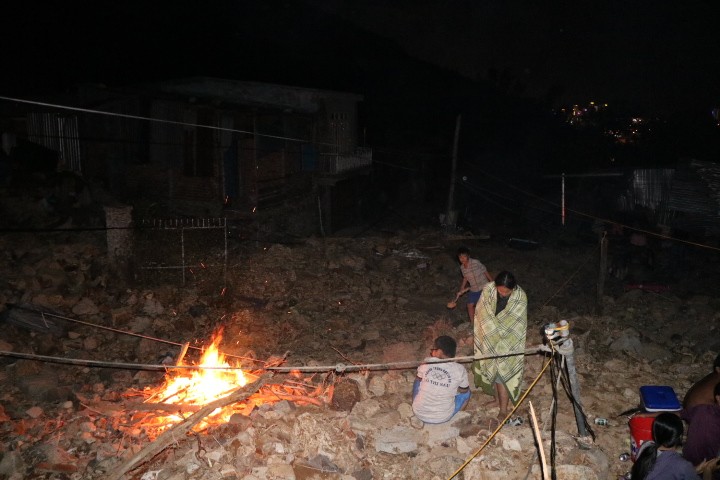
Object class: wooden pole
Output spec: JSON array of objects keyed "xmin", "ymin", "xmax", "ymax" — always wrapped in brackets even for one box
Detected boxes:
[
  {"xmin": 561, "ymin": 173, "xmax": 565, "ymax": 226},
  {"xmin": 444, "ymin": 114, "xmax": 462, "ymax": 228},
  {"xmin": 558, "ymin": 339, "xmax": 589, "ymax": 437},
  {"xmin": 597, "ymin": 232, "xmax": 608, "ymax": 314},
  {"xmin": 175, "ymin": 342, "xmax": 190, "ymax": 366},
  {"xmin": 529, "ymin": 401, "xmax": 550, "ymax": 480}
]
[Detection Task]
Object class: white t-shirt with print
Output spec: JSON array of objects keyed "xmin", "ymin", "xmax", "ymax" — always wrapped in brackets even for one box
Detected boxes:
[{"xmin": 412, "ymin": 359, "xmax": 470, "ymax": 424}]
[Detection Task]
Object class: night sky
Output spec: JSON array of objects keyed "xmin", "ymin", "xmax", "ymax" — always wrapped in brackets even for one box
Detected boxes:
[
  {"xmin": 3, "ymin": 0, "xmax": 720, "ymax": 178},
  {"xmin": 310, "ymin": 0, "xmax": 720, "ymax": 113},
  {"xmin": 4, "ymin": 0, "xmax": 719, "ymax": 112}
]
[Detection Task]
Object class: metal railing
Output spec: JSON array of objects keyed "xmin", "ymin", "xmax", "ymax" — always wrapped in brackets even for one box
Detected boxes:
[
  {"xmin": 137, "ymin": 217, "xmax": 227, "ymax": 287},
  {"xmin": 317, "ymin": 146, "xmax": 372, "ymax": 174}
]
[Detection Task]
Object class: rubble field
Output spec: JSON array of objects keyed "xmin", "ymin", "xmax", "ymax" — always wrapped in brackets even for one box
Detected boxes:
[{"xmin": 1, "ymin": 218, "xmax": 719, "ymax": 480}]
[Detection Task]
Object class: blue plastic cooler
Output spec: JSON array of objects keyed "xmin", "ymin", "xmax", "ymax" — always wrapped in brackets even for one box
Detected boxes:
[{"xmin": 639, "ymin": 385, "xmax": 681, "ymax": 412}]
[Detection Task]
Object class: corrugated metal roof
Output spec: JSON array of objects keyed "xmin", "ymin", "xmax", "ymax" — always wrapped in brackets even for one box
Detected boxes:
[
  {"xmin": 150, "ymin": 77, "xmax": 363, "ymax": 114},
  {"xmin": 667, "ymin": 160, "xmax": 720, "ymax": 234}
]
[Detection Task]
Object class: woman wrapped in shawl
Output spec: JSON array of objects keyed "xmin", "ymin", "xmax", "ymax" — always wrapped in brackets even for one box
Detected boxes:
[{"xmin": 473, "ymin": 271, "xmax": 528, "ymax": 420}]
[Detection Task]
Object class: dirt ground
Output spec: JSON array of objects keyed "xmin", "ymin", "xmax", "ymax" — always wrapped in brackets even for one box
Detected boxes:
[{"xmin": 1, "ymin": 201, "xmax": 719, "ymax": 479}]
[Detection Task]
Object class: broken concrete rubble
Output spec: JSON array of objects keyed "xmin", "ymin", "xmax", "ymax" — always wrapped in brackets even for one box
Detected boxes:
[{"xmin": 0, "ymin": 226, "xmax": 718, "ymax": 479}]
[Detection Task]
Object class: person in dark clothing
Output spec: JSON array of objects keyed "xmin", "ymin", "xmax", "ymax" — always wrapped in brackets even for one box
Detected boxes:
[{"xmin": 631, "ymin": 413, "xmax": 699, "ymax": 480}]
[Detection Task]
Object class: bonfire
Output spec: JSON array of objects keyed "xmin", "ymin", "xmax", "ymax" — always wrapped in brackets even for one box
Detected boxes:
[{"xmin": 137, "ymin": 328, "xmax": 332, "ymax": 434}]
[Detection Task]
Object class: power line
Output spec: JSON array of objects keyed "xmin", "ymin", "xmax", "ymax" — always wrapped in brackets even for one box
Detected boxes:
[
  {"xmin": 461, "ymin": 160, "xmax": 720, "ymax": 252},
  {"xmin": 0, "ymin": 95, "xmax": 331, "ymax": 147}
]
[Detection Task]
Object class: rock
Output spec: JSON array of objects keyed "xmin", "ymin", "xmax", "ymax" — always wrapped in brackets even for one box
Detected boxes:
[
  {"xmin": 291, "ymin": 413, "xmax": 339, "ymax": 459},
  {"xmin": 0, "ymin": 451, "xmax": 25, "ymax": 478},
  {"xmin": 332, "ymin": 379, "xmax": 362, "ymax": 411},
  {"xmin": 80, "ymin": 421, "xmax": 97, "ymax": 432},
  {"xmin": 423, "ymin": 412, "xmax": 470, "ymax": 447},
  {"xmin": 410, "ymin": 416, "xmax": 424, "ymax": 429},
  {"xmin": 350, "ymin": 399, "xmax": 381, "ymax": 419},
  {"xmin": 397, "ymin": 402, "xmax": 413, "ymax": 419},
  {"xmin": 17, "ymin": 373, "xmax": 60, "ymax": 401},
  {"xmin": 497, "ymin": 433, "xmax": 522, "ymax": 451},
  {"xmin": 372, "ymin": 409, "xmax": 401, "ymax": 426},
  {"xmin": 128, "ymin": 316, "xmax": 152, "ymax": 333},
  {"xmin": 352, "ymin": 468, "xmax": 374, "ymax": 480},
  {"xmin": 72, "ymin": 297, "xmax": 99, "ymax": 315},
  {"xmin": 220, "ymin": 464, "xmax": 237, "ymax": 478},
  {"xmin": 25, "ymin": 406, "xmax": 43, "ymax": 418},
  {"xmin": 608, "ymin": 329, "xmax": 642, "ymax": 353},
  {"xmin": 374, "ymin": 426, "xmax": 422, "ymax": 454},
  {"xmin": 83, "ymin": 336, "xmax": 99, "ymax": 350},
  {"xmin": 368, "ymin": 375, "xmax": 386, "ymax": 396},
  {"xmin": 273, "ymin": 400, "xmax": 294, "ymax": 413},
  {"xmin": 228, "ymin": 413, "xmax": 253, "ymax": 430},
  {"xmin": 530, "ymin": 464, "xmax": 600, "ymax": 480},
  {"xmin": 301, "ymin": 454, "xmax": 342, "ymax": 473},
  {"xmin": 266, "ymin": 463, "xmax": 296, "ymax": 480},
  {"xmin": 427, "ymin": 454, "xmax": 465, "ymax": 477},
  {"xmin": 142, "ymin": 293, "xmax": 164, "ymax": 316}
]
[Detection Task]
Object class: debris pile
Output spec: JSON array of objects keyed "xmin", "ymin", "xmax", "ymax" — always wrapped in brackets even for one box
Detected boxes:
[{"xmin": 0, "ymin": 225, "xmax": 718, "ymax": 479}]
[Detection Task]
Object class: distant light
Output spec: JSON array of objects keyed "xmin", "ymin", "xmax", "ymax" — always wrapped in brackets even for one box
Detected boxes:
[{"xmin": 590, "ymin": 101, "xmax": 595, "ymax": 105}]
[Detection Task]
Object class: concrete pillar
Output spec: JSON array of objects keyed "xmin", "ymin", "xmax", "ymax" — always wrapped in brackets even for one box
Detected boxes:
[{"xmin": 104, "ymin": 205, "xmax": 133, "ymax": 269}]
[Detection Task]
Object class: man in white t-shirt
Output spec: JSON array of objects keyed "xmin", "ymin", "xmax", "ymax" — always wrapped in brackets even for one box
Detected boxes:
[{"xmin": 412, "ymin": 336, "xmax": 471, "ymax": 424}]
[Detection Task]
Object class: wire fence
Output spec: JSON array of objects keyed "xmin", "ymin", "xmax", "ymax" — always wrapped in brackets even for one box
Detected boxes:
[{"xmin": 135, "ymin": 217, "xmax": 228, "ymax": 291}]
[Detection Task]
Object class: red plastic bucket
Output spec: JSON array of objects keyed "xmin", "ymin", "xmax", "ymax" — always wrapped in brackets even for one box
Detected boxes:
[{"xmin": 629, "ymin": 414, "xmax": 655, "ymax": 461}]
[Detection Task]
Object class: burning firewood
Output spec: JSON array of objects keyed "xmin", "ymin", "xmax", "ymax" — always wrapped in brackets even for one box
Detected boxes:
[{"xmin": 104, "ymin": 373, "xmax": 271, "ymax": 480}]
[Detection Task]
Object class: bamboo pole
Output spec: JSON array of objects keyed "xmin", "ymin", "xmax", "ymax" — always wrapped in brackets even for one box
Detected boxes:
[{"xmin": 529, "ymin": 401, "xmax": 550, "ymax": 480}]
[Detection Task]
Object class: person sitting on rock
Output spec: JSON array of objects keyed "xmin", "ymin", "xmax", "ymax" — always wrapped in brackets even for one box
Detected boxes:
[
  {"xmin": 631, "ymin": 412, "xmax": 700, "ymax": 480},
  {"xmin": 682, "ymin": 381, "xmax": 720, "ymax": 479},
  {"xmin": 412, "ymin": 335, "xmax": 470, "ymax": 424},
  {"xmin": 684, "ymin": 354, "xmax": 720, "ymax": 410}
]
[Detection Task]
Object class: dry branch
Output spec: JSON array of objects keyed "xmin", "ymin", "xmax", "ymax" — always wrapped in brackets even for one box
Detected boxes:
[
  {"xmin": 104, "ymin": 373, "xmax": 272, "ymax": 480},
  {"xmin": 128, "ymin": 402, "xmax": 202, "ymax": 414}
]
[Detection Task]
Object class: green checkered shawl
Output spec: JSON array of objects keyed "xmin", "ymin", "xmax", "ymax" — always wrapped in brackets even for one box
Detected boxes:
[{"xmin": 472, "ymin": 282, "xmax": 528, "ymax": 403}]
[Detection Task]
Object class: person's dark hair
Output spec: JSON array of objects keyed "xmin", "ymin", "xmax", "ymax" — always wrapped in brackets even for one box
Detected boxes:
[
  {"xmin": 456, "ymin": 246, "xmax": 470, "ymax": 257},
  {"xmin": 630, "ymin": 413, "xmax": 685, "ymax": 480},
  {"xmin": 494, "ymin": 271, "xmax": 517, "ymax": 290},
  {"xmin": 713, "ymin": 353, "xmax": 720, "ymax": 370},
  {"xmin": 434, "ymin": 336, "xmax": 457, "ymax": 358}
]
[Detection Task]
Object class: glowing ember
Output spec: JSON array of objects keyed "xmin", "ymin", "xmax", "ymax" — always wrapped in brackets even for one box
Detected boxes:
[{"xmin": 147, "ymin": 329, "xmax": 248, "ymax": 428}]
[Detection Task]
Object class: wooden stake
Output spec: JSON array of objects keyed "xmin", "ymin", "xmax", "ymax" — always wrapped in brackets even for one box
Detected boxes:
[
  {"xmin": 105, "ymin": 373, "xmax": 271, "ymax": 480},
  {"xmin": 597, "ymin": 232, "xmax": 608, "ymax": 314},
  {"xmin": 529, "ymin": 401, "xmax": 550, "ymax": 480},
  {"xmin": 176, "ymin": 342, "xmax": 190, "ymax": 366}
]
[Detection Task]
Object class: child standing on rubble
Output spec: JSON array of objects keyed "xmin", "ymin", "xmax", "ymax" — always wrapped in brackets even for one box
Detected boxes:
[{"xmin": 456, "ymin": 246, "xmax": 493, "ymax": 324}]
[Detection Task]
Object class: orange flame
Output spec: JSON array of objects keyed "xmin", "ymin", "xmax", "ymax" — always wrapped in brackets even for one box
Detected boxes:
[{"xmin": 148, "ymin": 329, "xmax": 248, "ymax": 428}]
